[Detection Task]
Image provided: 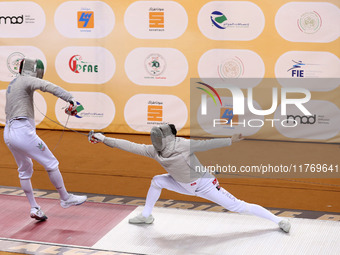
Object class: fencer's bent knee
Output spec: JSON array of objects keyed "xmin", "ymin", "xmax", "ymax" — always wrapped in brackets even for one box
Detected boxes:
[
  {"xmin": 46, "ymin": 167, "xmax": 59, "ymax": 173},
  {"xmin": 44, "ymin": 160, "xmax": 59, "ymax": 172},
  {"xmin": 151, "ymin": 175, "xmax": 165, "ymax": 190},
  {"xmin": 18, "ymin": 162, "xmax": 34, "ymax": 180}
]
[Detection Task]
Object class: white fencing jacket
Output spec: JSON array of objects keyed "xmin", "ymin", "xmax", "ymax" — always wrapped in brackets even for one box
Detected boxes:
[{"xmin": 103, "ymin": 136, "xmax": 232, "ymax": 183}]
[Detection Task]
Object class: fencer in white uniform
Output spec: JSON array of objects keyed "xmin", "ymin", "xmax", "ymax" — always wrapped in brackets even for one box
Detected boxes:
[
  {"xmin": 89, "ymin": 124, "xmax": 290, "ymax": 233},
  {"xmin": 3, "ymin": 58, "xmax": 87, "ymax": 221}
]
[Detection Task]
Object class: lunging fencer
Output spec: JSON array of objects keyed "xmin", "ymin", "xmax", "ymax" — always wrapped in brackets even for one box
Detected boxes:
[
  {"xmin": 3, "ymin": 58, "xmax": 87, "ymax": 221},
  {"xmin": 88, "ymin": 124, "xmax": 291, "ymax": 233}
]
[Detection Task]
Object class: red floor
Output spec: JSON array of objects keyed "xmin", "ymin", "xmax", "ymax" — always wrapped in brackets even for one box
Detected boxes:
[{"xmin": 0, "ymin": 194, "xmax": 137, "ymax": 246}]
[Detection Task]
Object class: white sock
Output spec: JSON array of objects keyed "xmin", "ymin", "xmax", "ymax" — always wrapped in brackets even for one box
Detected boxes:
[
  {"xmin": 142, "ymin": 185, "xmax": 162, "ymax": 218},
  {"xmin": 47, "ymin": 169, "xmax": 69, "ymax": 201},
  {"xmin": 20, "ymin": 179, "xmax": 39, "ymax": 208}
]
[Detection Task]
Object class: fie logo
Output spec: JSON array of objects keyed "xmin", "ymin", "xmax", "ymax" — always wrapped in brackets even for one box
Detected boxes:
[{"xmin": 78, "ymin": 11, "xmax": 94, "ymax": 28}]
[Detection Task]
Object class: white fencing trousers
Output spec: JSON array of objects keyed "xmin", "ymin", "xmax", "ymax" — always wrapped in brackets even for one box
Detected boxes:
[
  {"xmin": 142, "ymin": 173, "xmax": 281, "ymax": 224},
  {"xmin": 3, "ymin": 118, "xmax": 59, "ymax": 179}
]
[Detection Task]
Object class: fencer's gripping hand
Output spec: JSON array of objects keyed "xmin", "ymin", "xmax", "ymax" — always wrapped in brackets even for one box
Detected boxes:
[
  {"xmin": 88, "ymin": 130, "xmax": 105, "ymax": 144},
  {"xmin": 65, "ymin": 98, "xmax": 79, "ymax": 116},
  {"xmin": 231, "ymin": 133, "xmax": 244, "ymax": 143}
]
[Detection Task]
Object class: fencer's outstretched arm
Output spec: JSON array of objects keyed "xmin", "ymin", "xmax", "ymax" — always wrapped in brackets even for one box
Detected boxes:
[
  {"xmin": 190, "ymin": 133, "xmax": 244, "ymax": 152},
  {"xmin": 5, "ymin": 75, "xmax": 77, "ymax": 121},
  {"xmin": 25, "ymin": 75, "xmax": 73, "ymax": 102},
  {"xmin": 89, "ymin": 132, "xmax": 154, "ymax": 158}
]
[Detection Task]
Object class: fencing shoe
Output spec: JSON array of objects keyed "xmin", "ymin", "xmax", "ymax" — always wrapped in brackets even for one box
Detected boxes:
[
  {"xmin": 129, "ymin": 213, "xmax": 154, "ymax": 224},
  {"xmin": 278, "ymin": 219, "xmax": 291, "ymax": 233},
  {"xmin": 60, "ymin": 194, "xmax": 87, "ymax": 208},
  {"xmin": 30, "ymin": 207, "xmax": 48, "ymax": 221}
]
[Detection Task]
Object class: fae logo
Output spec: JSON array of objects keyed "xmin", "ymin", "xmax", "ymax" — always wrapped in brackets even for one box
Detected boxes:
[
  {"xmin": 78, "ymin": 11, "xmax": 94, "ymax": 28},
  {"xmin": 147, "ymin": 101, "xmax": 163, "ymax": 123},
  {"xmin": 56, "ymin": 46, "xmax": 115, "ymax": 84},
  {"xmin": 69, "ymin": 55, "xmax": 98, "ymax": 74},
  {"xmin": 149, "ymin": 8, "xmax": 164, "ymax": 31}
]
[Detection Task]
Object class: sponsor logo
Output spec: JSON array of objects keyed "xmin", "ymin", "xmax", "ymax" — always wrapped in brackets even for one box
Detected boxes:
[
  {"xmin": 125, "ymin": 47, "xmax": 187, "ymax": 86},
  {"xmin": 210, "ymin": 10, "xmax": 249, "ymax": 29},
  {"xmin": 149, "ymin": 7, "xmax": 164, "ymax": 31},
  {"xmin": 0, "ymin": 15, "xmax": 24, "ymax": 24},
  {"xmin": 55, "ymin": 92, "xmax": 115, "ymax": 130},
  {"xmin": 190, "ymin": 182, "xmax": 197, "ymax": 186},
  {"xmin": 285, "ymin": 114, "xmax": 329, "ymax": 125},
  {"xmin": 125, "ymin": 1, "xmax": 187, "ymax": 39},
  {"xmin": 220, "ymin": 107, "xmax": 238, "ymax": 125},
  {"xmin": 69, "ymin": 55, "xmax": 98, "ymax": 73},
  {"xmin": 298, "ymin": 11, "xmax": 322, "ymax": 34},
  {"xmin": 287, "ymin": 60, "xmax": 305, "ymax": 77},
  {"xmin": 78, "ymin": 11, "xmax": 94, "ymax": 29},
  {"xmin": 218, "ymin": 57, "xmax": 244, "ymax": 79},
  {"xmin": 7, "ymin": 52, "xmax": 25, "ymax": 76},
  {"xmin": 37, "ymin": 142, "xmax": 46, "ymax": 151},
  {"xmin": 124, "ymin": 94, "xmax": 188, "ymax": 132},
  {"xmin": 0, "ymin": 2, "xmax": 45, "ymax": 38},
  {"xmin": 144, "ymin": 53, "xmax": 166, "ymax": 78},
  {"xmin": 77, "ymin": 111, "xmax": 104, "ymax": 118},
  {"xmin": 147, "ymin": 101, "xmax": 163, "ymax": 123},
  {"xmin": 287, "ymin": 59, "xmax": 321, "ymax": 78},
  {"xmin": 0, "ymin": 14, "xmax": 36, "ymax": 25},
  {"xmin": 55, "ymin": 2, "xmax": 114, "ymax": 38},
  {"xmin": 210, "ymin": 11, "xmax": 227, "ymax": 29},
  {"xmin": 198, "ymin": 49, "xmax": 265, "ymax": 89}
]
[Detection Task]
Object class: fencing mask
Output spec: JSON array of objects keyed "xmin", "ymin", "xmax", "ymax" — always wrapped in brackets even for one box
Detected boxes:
[
  {"xmin": 19, "ymin": 58, "xmax": 44, "ymax": 79},
  {"xmin": 150, "ymin": 124, "xmax": 177, "ymax": 152}
]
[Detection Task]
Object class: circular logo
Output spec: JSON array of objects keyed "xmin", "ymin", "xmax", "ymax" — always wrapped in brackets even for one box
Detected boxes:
[
  {"xmin": 69, "ymin": 55, "xmax": 83, "ymax": 73},
  {"xmin": 298, "ymin": 11, "xmax": 322, "ymax": 34},
  {"xmin": 210, "ymin": 11, "xmax": 228, "ymax": 29},
  {"xmin": 218, "ymin": 57, "xmax": 244, "ymax": 78},
  {"xmin": 145, "ymin": 53, "xmax": 166, "ymax": 76},
  {"xmin": 7, "ymin": 52, "xmax": 25, "ymax": 75}
]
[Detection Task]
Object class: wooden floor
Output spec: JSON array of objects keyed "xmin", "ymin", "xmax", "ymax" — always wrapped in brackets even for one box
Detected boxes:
[{"xmin": 0, "ymin": 127, "xmax": 339, "ymax": 213}]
